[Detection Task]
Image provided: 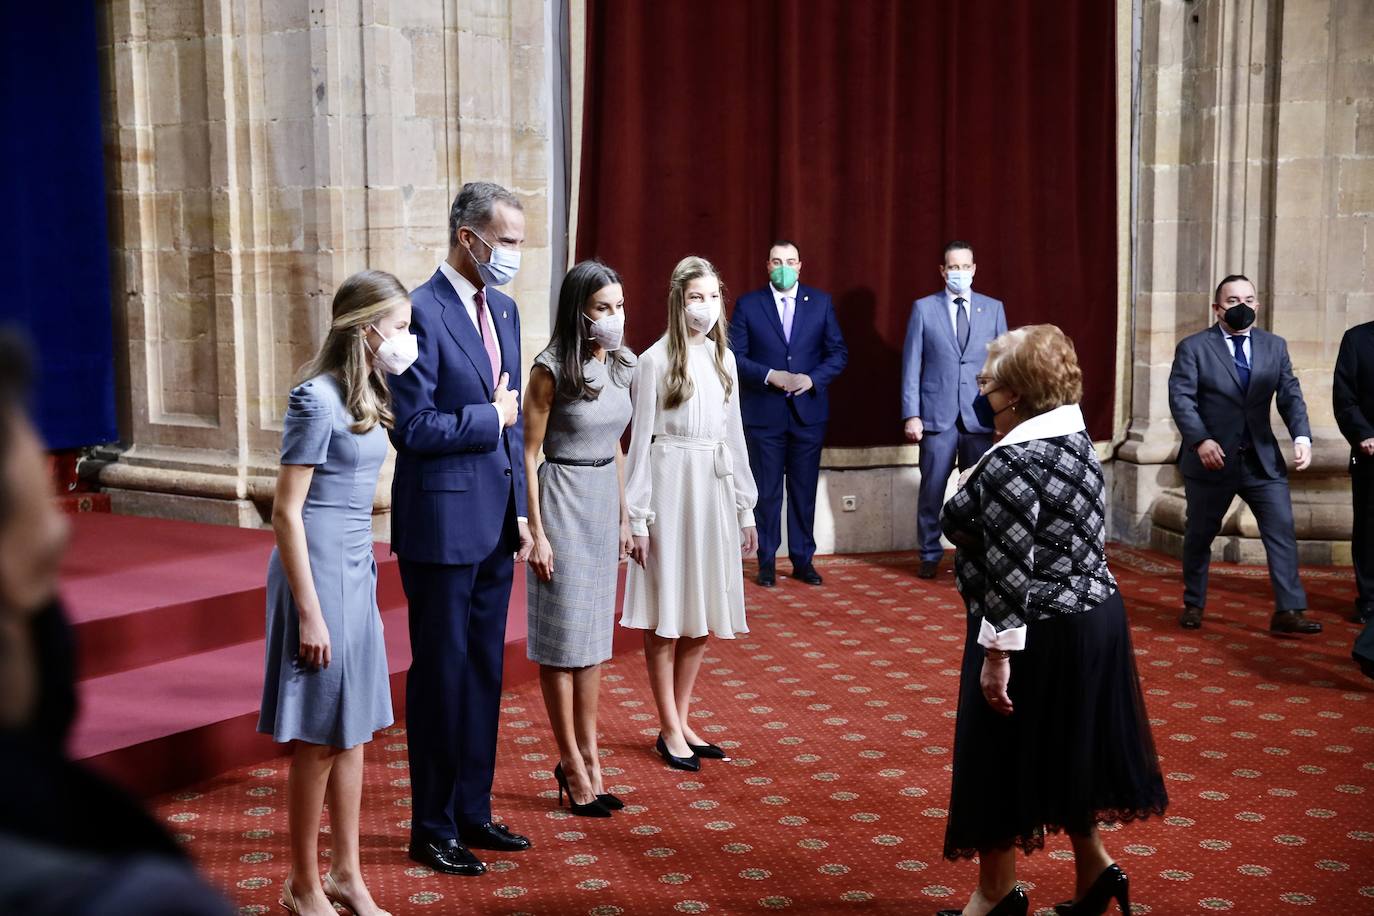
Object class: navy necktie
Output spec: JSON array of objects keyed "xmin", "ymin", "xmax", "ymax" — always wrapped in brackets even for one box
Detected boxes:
[
  {"xmin": 1230, "ymin": 334, "xmax": 1250, "ymax": 390},
  {"xmin": 956, "ymin": 297, "xmax": 969, "ymax": 352}
]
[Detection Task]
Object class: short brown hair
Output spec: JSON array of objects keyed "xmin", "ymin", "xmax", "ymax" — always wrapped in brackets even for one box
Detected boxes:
[{"xmin": 983, "ymin": 324, "xmax": 1083, "ymax": 416}]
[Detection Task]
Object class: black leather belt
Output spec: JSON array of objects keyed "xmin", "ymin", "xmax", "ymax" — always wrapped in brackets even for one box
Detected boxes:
[{"xmin": 544, "ymin": 455, "xmax": 614, "ymax": 467}]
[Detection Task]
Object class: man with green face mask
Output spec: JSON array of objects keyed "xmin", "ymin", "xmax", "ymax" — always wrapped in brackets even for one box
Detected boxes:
[{"xmin": 729, "ymin": 240, "xmax": 848, "ymax": 588}]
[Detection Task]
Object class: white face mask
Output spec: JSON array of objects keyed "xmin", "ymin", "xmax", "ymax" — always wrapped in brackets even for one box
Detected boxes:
[
  {"xmin": 684, "ymin": 299, "xmax": 721, "ymax": 334},
  {"xmin": 368, "ymin": 326, "xmax": 418, "ymax": 375},
  {"xmin": 469, "ymin": 231, "xmax": 521, "ymax": 287},
  {"xmin": 944, "ymin": 269, "xmax": 973, "ymax": 296},
  {"xmin": 585, "ymin": 311, "xmax": 625, "ymax": 352}
]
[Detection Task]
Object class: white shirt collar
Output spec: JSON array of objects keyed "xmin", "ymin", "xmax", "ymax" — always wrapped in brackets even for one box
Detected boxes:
[
  {"xmin": 1216, "ymin": 322, "xmax": 1250, "ymax": 339},
  {"xmin": 969, "ymin": 403, "xmax": 1087, "ymax": 475},
  {"xmin": 946, "ymin": 287, "xmax": 973, "ymax": 306},
  {"xmin": 772, "ymin": 283, "xmax": 799, "ymax": 301},
  {"xmin": 439, "ymin": 260, "xmax": 481, "ymax": 307}
]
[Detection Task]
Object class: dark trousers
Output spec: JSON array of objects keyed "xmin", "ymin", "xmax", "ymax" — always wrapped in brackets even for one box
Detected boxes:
[
  {"xmin": 917, "ymin": 423, "xmax": 994, "ymax": 561},
  {"xmin": 1353, "ymin": 466, "xmax": 1374, "ymax": 615},
  {"xmin": 399, "ymin": 514, "xmax": 516, "ymax": 842},
  {"xmin": 745, "ymin": 412, "xmax": 826, "ymax": 568},
  {"xmin": 1182, "ymin": 450, "xmax": 1307, "ymax": 612}
]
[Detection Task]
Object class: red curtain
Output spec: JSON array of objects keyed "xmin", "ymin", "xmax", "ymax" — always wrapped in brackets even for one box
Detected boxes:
[{"xmin": 577, "ymin": 0, "xmax": 1117, "ymax": 445}]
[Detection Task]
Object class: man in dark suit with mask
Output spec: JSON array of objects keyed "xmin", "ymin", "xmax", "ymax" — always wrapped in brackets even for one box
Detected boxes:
[
  {"xmin": 389, "ymin": 181, "xmax": 535, "ymax": 876},
  {"xmin": 730, "ymin": 240, "xmax": 848, "ymax": 587},
  {"xmin": 1334, "ymin": 319, "xmax": 1374, "ymax": 675},
  {"xmin": 1168, "ymin": 274, "xmax": 1317, "ymax": 636}
]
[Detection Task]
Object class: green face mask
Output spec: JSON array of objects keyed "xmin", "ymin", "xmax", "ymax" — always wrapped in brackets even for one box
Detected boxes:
[{"xmin": 769, "ymin": 265, "xmax": 799, "ymax": 291}]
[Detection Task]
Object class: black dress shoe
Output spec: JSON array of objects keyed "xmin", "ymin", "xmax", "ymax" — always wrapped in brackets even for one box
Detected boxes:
[
  {"xmin": 1179, "ymin": 604, "xmax": 1203, "ymax": 629},
  {"xmin": 1053, "ymin": 863, "xmax": 1129, "ymax": 915},
  {"xmin": 1270, "ymin": 609, "xmax": 1322, "ymax": 635},
  {"xmin": 687, "ymin": 741, "xmax": 730, "ymax": 760},
  {"xmin": 937, "ymin": 885, "xmax": 1028, "ymax": 916},
  {"xmin": 408, "ymin": 839, "xmax": 486, "ymax": 876},
  {"xmin": 756, "ymin": 563, "xmax": 775, "ymax": 587},
  {"xmin": 458, "ymin": 822, "xmax": 531, "ymax": 851},
  {"xmin": 655, "ymin": 733, "xmax": 700, "ymax": 771},
  {"xmin": 917, "ymin": 559, "xmax": 939, "ymax": 579},
  {"xmin": 791, "ymin": 565, "xmax": 823, "ymax": 586}
]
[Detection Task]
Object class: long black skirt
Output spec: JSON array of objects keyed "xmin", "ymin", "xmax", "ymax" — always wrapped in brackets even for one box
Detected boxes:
[{"xmin": 943, "ymin": 590, "xmax": 1168, "ymax": 860}]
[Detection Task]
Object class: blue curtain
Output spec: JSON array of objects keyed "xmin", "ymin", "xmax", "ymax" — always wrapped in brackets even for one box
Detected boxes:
[{"xmin": 0, "ymin": 2, "xmax": 117, "ymax": 449}]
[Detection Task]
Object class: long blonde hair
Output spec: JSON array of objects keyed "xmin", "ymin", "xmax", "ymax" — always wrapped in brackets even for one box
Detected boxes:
[
  {"xmin": 300, "ymin": 270, "xmax": 409, "ymax": 433},
  {"xmin": 663, "ymin": 256, "xmax": 733, "ymax": 410}
]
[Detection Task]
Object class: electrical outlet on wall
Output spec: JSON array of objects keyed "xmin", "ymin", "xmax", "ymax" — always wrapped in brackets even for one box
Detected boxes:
[{"xmin": 841, "ymin": 495, "xmax": 857, "ymax": 512}]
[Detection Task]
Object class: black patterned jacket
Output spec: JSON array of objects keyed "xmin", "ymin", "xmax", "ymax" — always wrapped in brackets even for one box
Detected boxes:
[{"xmin": 939, "ymin": 429, "xmax": 1117, "ymax": 635}]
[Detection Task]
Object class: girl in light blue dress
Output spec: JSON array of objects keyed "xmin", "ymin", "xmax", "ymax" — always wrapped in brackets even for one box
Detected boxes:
[{"xmin": 258, "ymin": 270, "xmax": 413, "ymax": 916}]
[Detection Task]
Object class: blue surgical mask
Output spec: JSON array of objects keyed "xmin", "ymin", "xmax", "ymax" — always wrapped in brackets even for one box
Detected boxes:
[
  {"xmin": 945, "ymin": 269, "xmax": 973, "ymax": 296},
  {"xmin": 972, "ymin": 388, "xmax": 1013, "ymax": 429},
  {"xmin": 469, "ymin": 231, "xmax": 521, "ymax": 287}
]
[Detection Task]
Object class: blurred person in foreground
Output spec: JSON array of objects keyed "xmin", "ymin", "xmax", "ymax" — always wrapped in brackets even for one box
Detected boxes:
[
  {"xmin": 936, "ymin": 325, "xmax": 1167, "ymax": 916},
  {"xmin": 0, "ymin": 329, "xmax": 232, "ymax": 914}
]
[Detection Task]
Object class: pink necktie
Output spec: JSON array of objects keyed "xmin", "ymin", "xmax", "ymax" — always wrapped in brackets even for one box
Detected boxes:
[
  {"xmin": 473, "ymin": 289, "xmax": 501, "ymax": 387},
  {"xmin": 781, "ymin": 296, "xmax": 795, "ymax": 343}
]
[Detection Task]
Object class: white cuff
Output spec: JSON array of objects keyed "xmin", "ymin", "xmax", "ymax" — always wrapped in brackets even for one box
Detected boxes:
[
  {"xmin": 630, "ymin": 516, "xmax": 651, "ymax": 537},
  {"xmin": 492, "ymin": 403, "xmax": 504, "ymax": 441},
  {"xmin": 1294, "ymin": 436, "xmax": 1311, "ymax": 446},
  {"xmin": 738, "ymin": 508, "xmax": 756, "ymax": 529},
  {"xmin": 977, "ymin": 618, "xmax": 1027, "ymax": 651}
]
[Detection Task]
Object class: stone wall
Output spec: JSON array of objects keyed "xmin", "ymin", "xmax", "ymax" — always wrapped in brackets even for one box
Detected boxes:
[
  {"xmin": 95, "ymin": 0, "xmax": 554, "ymax": 534},
  {"xmin": 1114, "ymin": 0, "xmax": 1374, "ymax": 565}
]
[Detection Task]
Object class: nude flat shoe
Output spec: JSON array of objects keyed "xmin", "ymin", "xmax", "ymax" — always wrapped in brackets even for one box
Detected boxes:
[{"xmin": 324, "ymin": 872, "xmax": 392, "ymax": 916}]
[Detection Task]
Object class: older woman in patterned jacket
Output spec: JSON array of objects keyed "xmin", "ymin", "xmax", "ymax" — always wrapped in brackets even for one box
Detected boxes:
[{"xmin": 935, "ymin": 325, "xmax": 1168, "ymax": 916}]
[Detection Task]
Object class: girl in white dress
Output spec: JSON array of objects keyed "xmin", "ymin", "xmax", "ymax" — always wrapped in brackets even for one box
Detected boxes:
[{"xmin": 622, "ymin": 256, "xmax": 758, "ymax": 771}]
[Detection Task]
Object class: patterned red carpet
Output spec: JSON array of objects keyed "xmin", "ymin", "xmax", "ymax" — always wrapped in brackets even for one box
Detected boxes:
[{"xmin": 154, "ymin": 548, "xmax": 1374, "ymax": 915}]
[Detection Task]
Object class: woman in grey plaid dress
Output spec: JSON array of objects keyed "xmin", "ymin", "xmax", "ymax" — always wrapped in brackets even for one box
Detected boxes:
[
  {"xmin": 522, "ymin": 260, "xmax": 635, "ymax": 817},
  {"xmin": 936, "ymin": 326, "xmax": 1166, "ymax": 916}
]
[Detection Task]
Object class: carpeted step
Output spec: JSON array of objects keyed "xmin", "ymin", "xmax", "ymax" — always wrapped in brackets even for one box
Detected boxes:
[
  {"xmin": 71, "ymin": 605, "xmax": 412, "ymax": 797},
  {"xmin": 58, "ymin": 513, "xmax": 405, "ymax": 679}
]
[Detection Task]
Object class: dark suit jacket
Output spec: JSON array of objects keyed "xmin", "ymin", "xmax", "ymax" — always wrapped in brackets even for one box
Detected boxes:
[
  {"xmin": 900, "ymin": 291, "xmax": 1007, "ymax": 433},
  {"xmin": 1334, "ymin": 320, "xmax": 1374, "ymax": 473},
  {"xmin": 1168, "ymin": 325, "xmax": 1310, "ymax": 480},
  {"xmin": 729, "ymin": 283, "xmax": 848, "ymax": 427},
  {"xmin": 388, "ymin": 269, "xmax": 527, "ymax": 565}
]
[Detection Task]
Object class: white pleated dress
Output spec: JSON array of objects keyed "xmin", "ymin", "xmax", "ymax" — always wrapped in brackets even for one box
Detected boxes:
[{"xmin": 621, "ymin": 338, "xmax": 758, "ymax": 639}]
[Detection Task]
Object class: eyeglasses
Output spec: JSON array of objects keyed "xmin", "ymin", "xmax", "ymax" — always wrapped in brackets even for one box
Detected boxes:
[{"xmin": 975, "ymin": 375, "xmax": 997, "ymax": 391}]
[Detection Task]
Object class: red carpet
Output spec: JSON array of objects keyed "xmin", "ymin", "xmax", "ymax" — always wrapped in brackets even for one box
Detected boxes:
[{"xmin": 151, "ymin": 548, "xmax": 1374, "ymax": 915}]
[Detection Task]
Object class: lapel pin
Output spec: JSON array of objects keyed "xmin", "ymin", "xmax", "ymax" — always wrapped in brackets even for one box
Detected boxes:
[{"xmin": 502, "ymin": 310, "xmax": 508, "ymax": 319}]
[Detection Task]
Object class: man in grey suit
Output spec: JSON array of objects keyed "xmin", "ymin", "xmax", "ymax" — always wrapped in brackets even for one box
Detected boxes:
[
  {"xmin": 1168, "ymin": 273, "xmax": 1318, "ymax": 635},
  {"xmin": 901, "ymin": 240, "xmax": 1008, "ymax": 579}
]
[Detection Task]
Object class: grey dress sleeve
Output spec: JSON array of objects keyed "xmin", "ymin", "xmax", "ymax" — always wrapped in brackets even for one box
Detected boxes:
[{"xmin": 279, "ymin": 379, "xmax": 333, "ymax": 466}]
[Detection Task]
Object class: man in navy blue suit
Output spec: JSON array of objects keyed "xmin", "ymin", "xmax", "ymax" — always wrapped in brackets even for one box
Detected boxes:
[
  {"xmin": 389, "ymin": 182, "xmax": 534, "ymax": 876},
  {"xmin": 729, "ymin": 240, "xmax": 848, "ymax": 587},
  {"xmin": 901, "ymin": 240, "xmax": 1008, "ymax": 579}
]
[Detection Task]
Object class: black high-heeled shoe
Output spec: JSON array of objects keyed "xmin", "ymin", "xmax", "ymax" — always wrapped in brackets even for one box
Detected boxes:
[
  {"xmin": 553, "ymin": 763, "xmax": 611, "ymax": 817},
  {"xmin": 596, "ymin": 791, "xmax": 625, "ymax": 810},
  {"xmin": 687, "ymin": 741, "xmax": 729, "ymax": 760},
  {"xmin": 1054, "ymin": 864, "xmax": 1130, "ymax": 915},
  {"xmin": 655, "ymin": 734, "xmax": 700, "ymax": 772},
  {"xmin": 936, "ymin": 885, "xmax": 1029, "ymax": 916}
]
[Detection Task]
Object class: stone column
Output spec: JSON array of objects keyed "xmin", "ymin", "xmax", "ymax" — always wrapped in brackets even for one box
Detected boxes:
[
  {"xmin": 1115, "ymin": 0, "xmax": 1373, "ymax": 565},
  {"xmin": 95, "ymin": 0, "xmax": 554, "ymax": 534}
]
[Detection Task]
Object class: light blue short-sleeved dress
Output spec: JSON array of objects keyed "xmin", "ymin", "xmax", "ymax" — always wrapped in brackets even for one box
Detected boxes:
[{"xmin": 258, "ymin": 373, "xmax": 394, "ymax": 748}]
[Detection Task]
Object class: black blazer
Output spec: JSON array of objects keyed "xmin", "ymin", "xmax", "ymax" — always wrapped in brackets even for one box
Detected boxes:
[
  {"xmin": 1334, "ymin": 320, "xmax": 1374, "ymax": 472},
  {"xmin": 1167, "ymin": 325, "xmax": 1310, "ymax": 480}
]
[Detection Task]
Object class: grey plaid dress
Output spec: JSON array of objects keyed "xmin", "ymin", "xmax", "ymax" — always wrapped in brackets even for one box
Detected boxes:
[{"xmin": 526, "ymin": 349, "xmax": 634, "ymax": 667}]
